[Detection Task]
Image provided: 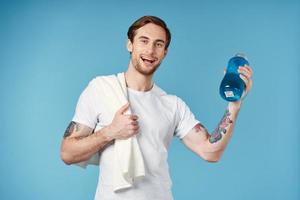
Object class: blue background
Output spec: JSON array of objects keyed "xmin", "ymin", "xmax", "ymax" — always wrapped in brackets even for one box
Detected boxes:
[{"xmin": 1, "ymin": 0, "xmax": 299, "ymax": 199}]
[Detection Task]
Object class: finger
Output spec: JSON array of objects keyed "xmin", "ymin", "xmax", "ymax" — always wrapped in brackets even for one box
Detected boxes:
[
  {"xmin": 131, "ymin": 120, "xmax": 139, "ymax": 126},
  {"xmin": 132, "ymin": 125, "xmax": 139, "ymax": 131},
  {"xmin": 239, "ymin": 74, "xmax": 252, "ymax": 91},
  {"xmin": 244, "ymin": 65, "xmax": 253, "ymax": 74},
  {"xmin": 238, "ymin": 67, "xmax": 251, "ymax": 79},
  {"xmin": 129, "ymin": 128, "xmax": 139, "ymax": 137},
  {"xmin": 117, "ymin": 103, "xmax": 130, "ymax": 115},
  {"xmin": 239, "ymin": 74, "xmax": 249, "ymax": 85},
  {"xmin": 132, "ymin": 126, "xmax": 139, "ymax": 133},
  {"xmin": 223, "ymin": 68, "xmax": 226, "ymax": 75},
  {"xmin": 239, "ymin": 65, "xmax": 250, "ymax": 72},
  {"xmin": 133, "ymin": 129, "xmax": 139, "ymax": 135},
  {"xmin": 241, "ymin": 65, "xmax": 253, "ymax": 76},
  {"xmin": 127, "ymin": 124, "xmax": 139, "ymax": 131},
  {"xmin": 128, "ymin": 114, "xmax": 139, "ymax": 121}
]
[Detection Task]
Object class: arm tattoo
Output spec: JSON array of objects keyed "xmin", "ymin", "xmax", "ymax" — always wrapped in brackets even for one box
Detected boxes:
[
  {"xmin": 194, "ymin": 123, "xmax": 209, "ymax": 133},
  {"xmin": 209, "ymin": 109, "xmax": 233, "ymax": 144},
  {"xmin": 63, "ymin": 121, "xmax": 80, "ymax": 138}
]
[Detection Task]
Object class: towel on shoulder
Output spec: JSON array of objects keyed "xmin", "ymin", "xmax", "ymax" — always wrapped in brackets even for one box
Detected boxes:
[{"xmin": 76, "ymin": 72, "xmax": 145, "ymax": 192}]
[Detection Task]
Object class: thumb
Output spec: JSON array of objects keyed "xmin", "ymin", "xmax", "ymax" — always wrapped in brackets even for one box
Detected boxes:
[{"xmin": 117, "ymin": 102, "xmax": 130, "ymax": 115}]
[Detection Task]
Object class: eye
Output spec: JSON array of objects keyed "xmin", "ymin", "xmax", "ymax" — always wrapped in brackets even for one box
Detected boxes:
[
  {"xmin": 156, "ymin": 42, "xmax": 164, "ymax": 48},
  {"xmin": 140, "ymin": 39, "xmax": 148, "ymax": 44}
]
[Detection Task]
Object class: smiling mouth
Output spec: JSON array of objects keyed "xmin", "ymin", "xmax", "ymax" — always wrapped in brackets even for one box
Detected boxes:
[{"xmin": 141, "ymin": 57, "xmax": 156, "ymax": 64}]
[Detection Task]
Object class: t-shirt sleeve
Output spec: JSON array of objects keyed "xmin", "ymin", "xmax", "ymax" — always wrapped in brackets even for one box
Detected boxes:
[
  {"xmin": 72, "ymin": 79, "xmax": 98, "ymax": 129},
  {"xmin": 174, "ymin": 97, "xmax": 200, "ymax": 139}
]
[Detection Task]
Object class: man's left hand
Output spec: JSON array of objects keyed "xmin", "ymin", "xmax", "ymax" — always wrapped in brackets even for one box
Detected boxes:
[
  {"xmin": 239, "ymin": 65, "xmax": 253, "ymax": 100},
  {"xmin": 229, "ymin": 65, "xmax": 253, "ymax": 109}
]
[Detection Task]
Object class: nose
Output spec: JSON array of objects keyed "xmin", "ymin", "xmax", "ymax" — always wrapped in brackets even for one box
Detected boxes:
[{"xmin": 145, "ymin": 43, "xmax": 155, "ymax": 55}]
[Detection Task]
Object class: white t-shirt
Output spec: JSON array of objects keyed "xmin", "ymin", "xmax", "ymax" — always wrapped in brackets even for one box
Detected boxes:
[{"xmin": 72, "ymin": 76, "xmax": 200, "ymax": 200}]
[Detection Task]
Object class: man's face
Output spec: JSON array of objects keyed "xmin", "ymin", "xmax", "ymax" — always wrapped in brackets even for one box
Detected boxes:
[{"xmin": 127, "ymin": 23, "xmax": 168, "ymax": 76}]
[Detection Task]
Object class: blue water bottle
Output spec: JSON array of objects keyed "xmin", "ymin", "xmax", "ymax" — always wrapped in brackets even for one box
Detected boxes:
[{"xmin": 219, "ymin": 53, "xmax": 249, "ymax": 102}]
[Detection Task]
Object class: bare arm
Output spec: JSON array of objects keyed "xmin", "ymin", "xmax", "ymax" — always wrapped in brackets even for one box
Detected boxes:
[
  {"xmin": 182, "ymin": 103, "xmax": 240, "ymax": 162},
  {"xmin": 60, "ymin": 103, "xmax": 139, "ymax": 165},
  {"xmin": 182, "ymin": 65, "xmax": 253, "ymax": 162},
  {"xmin": 60, "ymin": 122, "xmax": 113, "ymax": 165}
]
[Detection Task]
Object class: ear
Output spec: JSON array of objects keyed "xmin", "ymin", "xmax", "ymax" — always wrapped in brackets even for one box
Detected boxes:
[
  {"xmin": 163, "ymin": 48, "xmax": 168, "ymax": 57},
  {"xmin": 127, "ymin": 39, "xmax": 133, "ymax": 53}
]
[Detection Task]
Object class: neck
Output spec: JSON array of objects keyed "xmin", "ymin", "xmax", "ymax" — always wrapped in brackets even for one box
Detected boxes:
[{"xmin": 125, "ymin": 62, "xmax": 154, "ymax": 92}]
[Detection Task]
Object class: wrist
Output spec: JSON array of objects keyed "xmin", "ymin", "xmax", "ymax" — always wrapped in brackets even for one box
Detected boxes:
[
  {"xmin": 100, "ymin": 126, "xmax": 115, "ymax": 142},
  {"xmin": 228, "ymin": 101, "xmax": 242, "ymax": 112}
]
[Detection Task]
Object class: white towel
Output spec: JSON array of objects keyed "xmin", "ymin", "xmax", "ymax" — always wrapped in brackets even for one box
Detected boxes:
[{"xmin": 78, "ymin": 72, "xmax": 145, "ymax": 192}]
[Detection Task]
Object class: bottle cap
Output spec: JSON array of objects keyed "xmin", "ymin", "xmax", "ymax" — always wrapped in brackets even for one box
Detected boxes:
[{"xmin": 235, "ymin": 53, "xmax": 248, "ymax": 61}]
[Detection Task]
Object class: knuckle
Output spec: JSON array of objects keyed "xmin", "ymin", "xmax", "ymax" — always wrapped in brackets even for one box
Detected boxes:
[
  {"xmin": 123, "ymin": 132, "xmax": 130, "ymax": 138},
  {"xmin": 124, "ymin": 133, "xmax": 131, "ymax": 138},
  {"xmin": 130, "ymin": 124, "xmax": 136, "ymax": 130}
]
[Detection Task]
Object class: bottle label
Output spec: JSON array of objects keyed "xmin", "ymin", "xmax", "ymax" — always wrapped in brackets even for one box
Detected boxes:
[{"xmin": 224, "ymin": 91, "xmax": 234, "ymax": 98}]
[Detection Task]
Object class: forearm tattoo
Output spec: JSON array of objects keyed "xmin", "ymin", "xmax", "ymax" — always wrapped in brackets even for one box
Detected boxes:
[
  {"xmin": 209, "ymin": 109, "xmax": 233, "ymax": 144},
  {"xmin": 63, "ymin": 121, "xmax": 80, "ymax": 138}
]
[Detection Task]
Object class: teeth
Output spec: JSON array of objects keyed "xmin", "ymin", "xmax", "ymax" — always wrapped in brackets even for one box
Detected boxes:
[{"xmin": 141, "ymin": 57, "xmax": 155, "ymax": 63}]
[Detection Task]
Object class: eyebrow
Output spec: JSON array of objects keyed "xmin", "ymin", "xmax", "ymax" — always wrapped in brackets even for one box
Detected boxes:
[{"xmin": 137, "ymin": 36, "xmax": 165, "ymax": 44}]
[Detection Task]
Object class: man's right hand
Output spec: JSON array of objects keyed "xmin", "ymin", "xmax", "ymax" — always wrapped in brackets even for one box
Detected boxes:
[{"xmin": 105, "ymin": 103, "xmax": 140, "ymax": 140}]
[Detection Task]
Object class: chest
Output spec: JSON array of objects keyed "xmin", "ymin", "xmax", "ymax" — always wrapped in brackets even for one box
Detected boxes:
[
  {"xmin": 96, "ymin": 93, "xmax": 177, "ymax": 148},
  {"xmin": 133, "ymin": 95, "xmax": 176, "ymax": 143}
]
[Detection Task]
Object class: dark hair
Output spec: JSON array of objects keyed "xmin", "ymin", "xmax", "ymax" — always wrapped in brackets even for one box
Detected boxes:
[{"xmin": 127, "ymin": 16, "xmax": 171, "ymax": 49}]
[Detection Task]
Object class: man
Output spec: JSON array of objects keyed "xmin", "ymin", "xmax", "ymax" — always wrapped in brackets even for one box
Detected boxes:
[{"xmin": 60, "ymin": 16, "xmax": 253, "ymax": 200}]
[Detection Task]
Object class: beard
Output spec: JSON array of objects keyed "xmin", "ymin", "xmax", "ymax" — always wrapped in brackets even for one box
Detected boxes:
[{"xmin": 132, "ymin": 56, "xmax": 162, "ymax": 76}]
